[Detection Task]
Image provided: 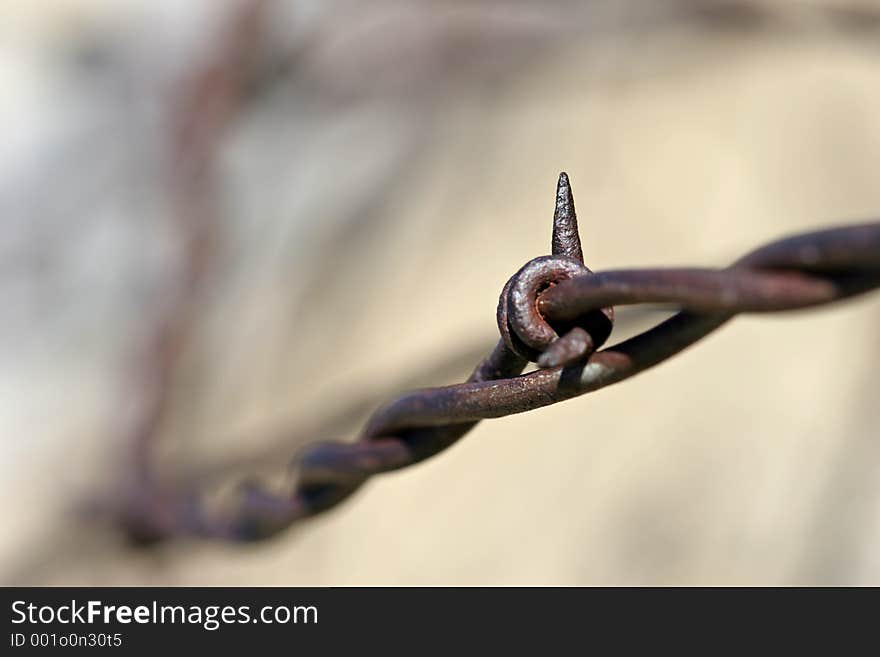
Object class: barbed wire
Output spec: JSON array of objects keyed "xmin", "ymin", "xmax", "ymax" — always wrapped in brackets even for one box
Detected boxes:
[{"xmin": 122, "ymin": 172, "xmax": 880, "ymax": 544}]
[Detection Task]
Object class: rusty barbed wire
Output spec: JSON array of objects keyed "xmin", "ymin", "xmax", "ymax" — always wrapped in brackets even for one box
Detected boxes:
[{"xmin": 122, "ymin": 172, "xmax": 880, "ymax": 544}]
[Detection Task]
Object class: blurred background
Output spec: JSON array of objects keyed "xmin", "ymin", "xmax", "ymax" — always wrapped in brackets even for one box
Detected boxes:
[{"xmin": 2, "ymin": 0, "xmax": 880, "ymax": 585}]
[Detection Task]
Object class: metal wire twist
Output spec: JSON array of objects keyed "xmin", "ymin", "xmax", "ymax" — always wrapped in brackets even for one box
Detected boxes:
[{"xmin": 124, "ymin": 173, "xmax": 880, "ymax": 543}]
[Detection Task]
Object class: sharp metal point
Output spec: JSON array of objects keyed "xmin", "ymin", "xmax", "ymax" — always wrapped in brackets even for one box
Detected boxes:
[{"xmin": 551, "ymin": 172, "xmax": 584, "ymax": 264}]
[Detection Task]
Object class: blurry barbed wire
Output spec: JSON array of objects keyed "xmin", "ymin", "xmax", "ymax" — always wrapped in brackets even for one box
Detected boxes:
[
  {"xmin": 3, "ymin": 0, "xmax": 880, "ymax": 584},
  {"xmin": 114, "ymin": 170, "xmax": 880, "ymax": 544}
]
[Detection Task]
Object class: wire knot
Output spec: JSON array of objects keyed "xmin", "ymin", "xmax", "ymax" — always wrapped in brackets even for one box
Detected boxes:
[{"xmin": 497, "ymin": 255, "xmax": 613, "ymax": 368}]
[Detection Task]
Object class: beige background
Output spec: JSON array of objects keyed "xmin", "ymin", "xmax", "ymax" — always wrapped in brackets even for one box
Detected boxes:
[{"xmin": 2, "ymin": 0, "xmax": 879, "ymax": 585}]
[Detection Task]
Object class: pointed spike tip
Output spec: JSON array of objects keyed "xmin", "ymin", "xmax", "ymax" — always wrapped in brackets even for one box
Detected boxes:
[
  {"xmin": 556, "ymin": 173, "xmax": 571, "ymax": 206},
  {"xmin": 551, "ymin": 172, "xmax": 583, "ymax": 263},
  {"xmin": 555, "ymin": 172, "xmax": 573, "ymax": 210}
]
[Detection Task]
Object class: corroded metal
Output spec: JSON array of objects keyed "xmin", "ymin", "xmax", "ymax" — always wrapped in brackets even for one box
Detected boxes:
[{"xmin": 126, "ymin": 173, "xmax": 880, "ymax": 543}]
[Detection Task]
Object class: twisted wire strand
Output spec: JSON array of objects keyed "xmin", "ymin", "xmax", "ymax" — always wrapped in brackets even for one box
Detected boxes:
[{"xmin": 132, "ymin": 175, "xmax": 880, "ymax": 543}]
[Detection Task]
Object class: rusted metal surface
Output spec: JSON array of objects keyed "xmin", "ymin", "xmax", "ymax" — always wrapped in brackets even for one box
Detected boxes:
[{"xmin": 122, "ymin": 173, "xmax": 880, "ymax": 543}]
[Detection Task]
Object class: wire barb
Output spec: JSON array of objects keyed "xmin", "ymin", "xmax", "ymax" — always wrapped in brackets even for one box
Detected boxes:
[{"xmin": 552, "ymin": 172, "xmax": 584, "ymax": 263}]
